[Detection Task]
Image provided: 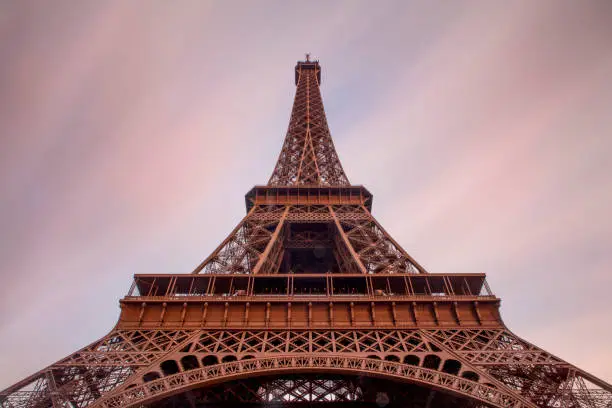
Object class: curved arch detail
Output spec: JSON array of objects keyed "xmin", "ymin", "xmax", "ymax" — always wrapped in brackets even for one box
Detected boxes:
[{"xmin": 93, "ymin": 356, "xmax": 532, "ymax": 408}]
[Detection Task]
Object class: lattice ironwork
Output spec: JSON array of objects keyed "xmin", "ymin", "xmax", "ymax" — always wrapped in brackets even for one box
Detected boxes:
[
  {"xmin": 191, "ymin": 204, "xmax": 425, "ymax": 275},
  {"xmin": 91, "ymin": 356, "xmax": 534, "ymax": 408},
  {"xmin": 132, "ymin": 375, "xmax": 503, "ymax": 408},
  {"xmin": 193, "ymin": 205, "xmax": 287, "ymax": 275},
  {"xmin": 254, "ymin": 376, "xmax": 363, "ymax": 403},
  {"xmin": 3, "ymin": 328, "xmax": 609, "ymax": 408},
  {"xmin": 268, "ymin": 58, "xmax": 349, "ymax": 186},
  {"xmin": 2, "ymin": 57, "xmax": 611, "ymax": 408}
]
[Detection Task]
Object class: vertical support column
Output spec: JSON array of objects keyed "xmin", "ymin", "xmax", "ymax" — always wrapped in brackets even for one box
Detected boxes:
[
  {"xmin": 247, "ymin": 275, "xmax": 254, "ymax": 296},
  {"xmin": 411, "ymin": 302, "xmax": 419, "ymax": 324},
  {"xmin": 329, "ymin": 205, "xmax": 368, "ymax": 274},
  {"xmin": 287, "ymin": 302, "xmax": 292, "ymax": 327},
  {"xmin": 308, "ymin": 302, "xmax": 312, "ymax": 327},
  {"xmin": 201, "ymin": 302, "xmax": 209, "ymax": 326},
  {"xmin": 244, "ymin": 302, "xmax": 250, "ymax": 325},
  {"xmin": 443, "ymin": 276, "xmax": 454, "ymax": 295},
  {"xmin": 127, "ymin": 280, "xmax": 137, "ymax": 296},
  {"xmin": 206, "ymin": 276, "xmax": 214, "ymax": 296},
  {"xmin": 160, "ymin": 303, "xmax": 167, "ymax": 325},
  {"xmin": 253, "ymin": 206, "xmax": 290, "ymax": 275},
  {"xmin": 166, "ymin": 277, "xmax": 177, "ymax": 297},
  {"xmin": 406, "ymin": 276, "xmax": 414, "ymax": 296},
  {"xmin": 180, "ymin": 303, "xmax": 188, "ymax": 325},
  {"xmin": 432, "ymin": 302, "xmax": 440, "ymax": 325},
  {"xmin": 147, "ymin": 277, "xmax": 157, "ymax": 296},
  {"xmin": 473, "ymin": 301, "xmax": 482, "ymax": 325},
  {"xmin": 209, "ymin": 276, "xmax": 217, "ymax": 296},
  {"xmin": 370, "ymin": 302, "xmax": 376, "ymax": 325},
  {"xmin": 463, "ymin": 277, "xmax": 472, "ymax": 296},
  {"xmin": 138, "ymin": 302, "xmax": 146, "ymax": 326},
  {"xmin": 223, "ymin": 302, "xmax": 229, "ymax": 327},
  {"xmin": 187, "ymin": 277, "xmax": 196, "ymax": 296},
  {"xmin": 452, "ymin": 301, "xmax": 462, "ymax": 325}
]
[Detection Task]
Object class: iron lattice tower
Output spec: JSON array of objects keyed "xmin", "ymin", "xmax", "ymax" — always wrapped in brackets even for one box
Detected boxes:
[{"xmin": 1, "ymin": 58, "xmax": 611, "ymax": 408}]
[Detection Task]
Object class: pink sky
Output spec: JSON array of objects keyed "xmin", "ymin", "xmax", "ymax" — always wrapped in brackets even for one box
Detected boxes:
[{"xmin": 1, "ymin": 1, "xmax": 611, "ymax": 389}]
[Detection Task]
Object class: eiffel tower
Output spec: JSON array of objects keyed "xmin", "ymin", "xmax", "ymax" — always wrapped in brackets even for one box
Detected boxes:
[{"xmin": 1, "ymin": 57, "xmax": 611, "ymax": 408}]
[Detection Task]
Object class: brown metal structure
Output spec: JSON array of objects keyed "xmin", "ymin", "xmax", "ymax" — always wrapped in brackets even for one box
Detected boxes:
[{"xmin": 1, "ymin": 58, "xmax": 611, "ymax": 408}]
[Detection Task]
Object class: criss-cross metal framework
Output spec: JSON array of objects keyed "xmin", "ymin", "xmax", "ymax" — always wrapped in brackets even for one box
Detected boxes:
[
  {"xmin": 268, "ymin": 57, "xmax": 349, "ymax": 186},
  {"xmin": 1, "ymin": 58, "xmax": 611, "ymax": 408}
]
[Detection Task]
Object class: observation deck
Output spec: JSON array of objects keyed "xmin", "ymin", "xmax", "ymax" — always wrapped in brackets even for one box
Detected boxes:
[
  {"xmin": 245, "ymin": 185, "xmax": 373, "ymax": 211},
  {"xmin": 118, "ymin": 272, "xmax": 502, "ymax": 330}
]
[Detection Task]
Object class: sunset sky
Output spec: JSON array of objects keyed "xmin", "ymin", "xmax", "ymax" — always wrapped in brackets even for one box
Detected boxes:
[{"xmin": 1, "ymin": 1, "xmax": 611, "ymax": 389}]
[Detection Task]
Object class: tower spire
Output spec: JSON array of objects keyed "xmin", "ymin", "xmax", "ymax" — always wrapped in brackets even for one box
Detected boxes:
[{"xmin": 268, "ymin": 58, "xmax": 349, "ymax": 186}]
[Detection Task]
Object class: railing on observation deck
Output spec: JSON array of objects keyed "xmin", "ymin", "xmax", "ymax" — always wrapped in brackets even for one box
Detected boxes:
[{"xmin": 125, "ymin": 273, "xmax": 495, "ymax": 300}]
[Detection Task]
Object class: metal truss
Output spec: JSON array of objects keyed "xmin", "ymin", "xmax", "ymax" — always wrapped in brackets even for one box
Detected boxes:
[
  {"xmin": 3, "ymin": 328, "xmax": 610, "ymax": 408},
  {"xmin": 191, "ymin": 375, "xmax": 364, "ymax": 404},
  {"xmin": 144, "ymin": 374, "xmax": 491, "ymax": 407},
  {"xmin": 0, "ymin": 330, "xmax": 192, "ymax": 408},
  {"xmin": 192, "ymin": 204, "xmax": 426, "ymax": 275},
  {"xmin": 92, "ymin": 356, "xmax": 533, "ymax": 408},
  {"xmin": 423, "ymin": 329, "xmax": 612, "ymax": 408},
  {"xmin": 268, "ymin": 59, "xmax": 349, "ymax": 187}
]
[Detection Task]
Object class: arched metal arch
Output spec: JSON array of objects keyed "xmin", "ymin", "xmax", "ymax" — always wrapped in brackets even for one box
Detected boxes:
[{"xmin": 92, "ymin": 356, "xmax": 535, "ymax": 408}]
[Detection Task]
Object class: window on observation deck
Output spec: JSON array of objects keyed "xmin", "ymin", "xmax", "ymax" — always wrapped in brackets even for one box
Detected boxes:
[
  {"xmin": 253, "ymin": 277, "xmax": 288, "ymax": 296},
  {"xmin": 292, "ymin": 276, "xmax": 327, "ymax": 296},
  {"xmin": 130, "ymin": 276, "xmax": 170, "ymax": 297},
  {"xmin": 428, "ymin": 277, "xmax": 448, "ymax": 297},
  {"xmin": 331, "ymin": 277, "xmax": 367, "ymax": 296}
]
